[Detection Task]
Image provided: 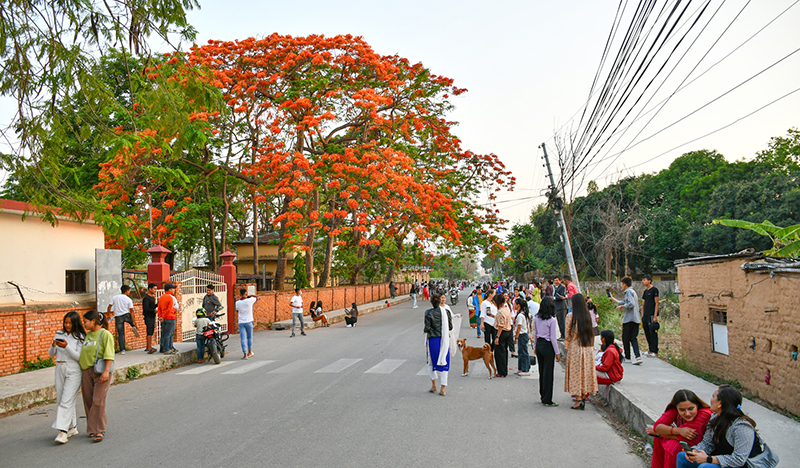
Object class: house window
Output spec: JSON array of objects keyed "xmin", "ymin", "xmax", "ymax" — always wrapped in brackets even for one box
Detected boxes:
[
  {"xmin": 710, "ymin": 308, "xmax": 728, "ymax": 355},
  {"xmin": 65, "ymin": 270, "xmax": 88, "ymax": 293}
]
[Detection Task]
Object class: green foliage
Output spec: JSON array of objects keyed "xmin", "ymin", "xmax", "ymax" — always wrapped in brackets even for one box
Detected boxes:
[
  {"xmin": 712, "ymin": 219, "xmax": 800, "ymax": 258},
  {"xmin": 125, "ymin": 365, "xmax": 141, "ymax": 381},
  {"xmin": 430, "ymin": 254, "xmax": 469, "ymax": 281},
  {"xmin": 293, "ymin": 254, "xmax": 311, "ymax": 289},
  {"xmin": 20, "ymin": 356, "xmax": 54, "ymax": 373}
]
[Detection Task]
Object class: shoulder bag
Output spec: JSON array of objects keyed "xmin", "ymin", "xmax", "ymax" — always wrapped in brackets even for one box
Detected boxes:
[
  {"xmin": 746, "ymin": 436, "xmax": 779, "ymax": 468},
  {"xmin": 93, "ymin": 330, "xmax": 116, "ymax": 374}
]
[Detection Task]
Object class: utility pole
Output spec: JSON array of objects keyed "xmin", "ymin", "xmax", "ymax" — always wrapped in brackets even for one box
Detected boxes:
[{"xmin": 540, "ymin": 143, "xmax": 580, "ymax": 291}]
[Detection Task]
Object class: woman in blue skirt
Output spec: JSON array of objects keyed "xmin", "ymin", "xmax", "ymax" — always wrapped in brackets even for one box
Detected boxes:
[{"xmin": 424, "ymin": 293, "xmax": 453, "ymax": 396}]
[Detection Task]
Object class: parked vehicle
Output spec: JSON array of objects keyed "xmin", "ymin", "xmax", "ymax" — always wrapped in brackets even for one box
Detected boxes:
[{"xmin": 201, "ymin": 313, "xmax": 229, "ymax": 364}]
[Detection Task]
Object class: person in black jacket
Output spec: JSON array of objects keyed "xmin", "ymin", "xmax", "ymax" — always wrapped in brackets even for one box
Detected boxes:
[
  {"xmin": 553, "ymin": 276, "xmax": 568, "ymax": 340},
  {"xmin": 424, "ymin": 294, "xmax": 453, "ymax": 396}
]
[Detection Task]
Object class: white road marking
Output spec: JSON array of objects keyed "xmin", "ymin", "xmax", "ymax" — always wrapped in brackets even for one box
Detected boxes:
[
  {"xmin": 417, "ymin": 365, "xmax": 429, "ymax": 376},
  {"xmin": 268, "ymin": 359, "xmax": 317, "ymax": 374},
  {"xmin": 314, "ymin": 358, "xmax": 362, "ymax": 373},
  {"xmin": 222, "ymin": 360, "xmax": 276, "ymax": 375},
  {"xmin": 364, "ymin": 359, "xmax": 406, "ymax": 374},
  {"xmin": 177, "ymin": 361, "xmax": 235, "ymax": 374}
]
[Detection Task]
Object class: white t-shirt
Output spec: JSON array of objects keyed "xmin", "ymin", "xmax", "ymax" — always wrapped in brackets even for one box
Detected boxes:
[
  {"xmin": 111, "ymin": 294, "xmax": 134, "ymax": 317},
  {"xmin": 480, "ymin": 300, "xmax": 495, "ymax": 327},
  {"xmin": 527, "ymin": 300, "xmax": 540, "ymax": 318},
  {"xmin": 515, "ymin": 312, "xmax": 529, "ymax": 335},
  {"xmin": 235, "ymin": 297, "xmax": 257, "ymax": 324},
  {"xmin": 290, "ymin": 295, "xmax": 303, "ymax": 314}
]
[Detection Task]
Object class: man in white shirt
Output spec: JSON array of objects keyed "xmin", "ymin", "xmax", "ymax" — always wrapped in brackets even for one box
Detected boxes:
[
  {"xmin": 480, "ymin": 289, "xmax": 496, "ymax": 351},
  {"xmin": 108, "ymin": 285, "xmax": 136, "ymax": 354},
  {"xmin": 290, "ymin": 288, "xmax": 306, "ymax": 337},
  {"xmin": 235, "ymin": 288, "xmax": 258, "ymax": 359}
]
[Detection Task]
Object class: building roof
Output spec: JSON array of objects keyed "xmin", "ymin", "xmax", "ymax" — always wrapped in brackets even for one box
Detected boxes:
[
  {"xmin": 0, "ymin": 198, "xmax": 97, "ymax": 223},
  {"xmin": 232, "ymin": 232, "xmax": 280, "ymax": 245},
  {"xmin": 674, "ymin": 248, "xmax": 764, "ymax": 267},
  {"xmin": 741, "ymin": 258, "xmax": 800, "ymax": 274}
]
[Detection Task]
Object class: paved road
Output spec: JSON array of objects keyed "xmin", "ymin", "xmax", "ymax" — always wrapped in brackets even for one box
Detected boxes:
[{"xmin": 0, "ymin": 290, "xmax": 646, "ymax": 467}]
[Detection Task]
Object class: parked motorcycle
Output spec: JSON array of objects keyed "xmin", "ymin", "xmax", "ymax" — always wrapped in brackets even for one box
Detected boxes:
[
  {"xmin": 449, "ymin": 288, "xmax": 459, "ymax": 306},
  {"xmin": 201, "ymin": 313, "xmax": 229, "ymax": 364}
]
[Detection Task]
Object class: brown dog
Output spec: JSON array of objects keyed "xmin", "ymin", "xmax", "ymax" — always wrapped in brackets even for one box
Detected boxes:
[{"xmin": 457, "ymin": 338, "xmax": 496, "ymax": 379}]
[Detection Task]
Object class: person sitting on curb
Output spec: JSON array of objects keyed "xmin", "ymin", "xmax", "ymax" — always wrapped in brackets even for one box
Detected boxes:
[
  {"xmin": 344, "ymin": 303, "xmax": 358, "ymax": 327},
  {"xmin": 595, "ymin": 330, "xmax": 623, "ymax": 390},
  {"xmin": 646, "ymin": 389, "xmax": 713, "ymax": 468},
  {"xmin": 311, "ymin": 301, "xmax": 330, "ymax": 327}
]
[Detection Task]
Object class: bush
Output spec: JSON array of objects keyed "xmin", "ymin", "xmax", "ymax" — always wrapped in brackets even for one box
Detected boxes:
[
  {"xmin": 126, "ymin": 365, "xmax": 141, "ymax": 380},
  {"xmin": 20, "ymin": 356, "xmax": 55, "ymax": 373}
]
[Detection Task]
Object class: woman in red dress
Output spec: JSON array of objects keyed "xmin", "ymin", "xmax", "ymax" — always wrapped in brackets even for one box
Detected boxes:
[{"xmin": 646, "ymin": 389, "xmax": 713, "ymax": 468}]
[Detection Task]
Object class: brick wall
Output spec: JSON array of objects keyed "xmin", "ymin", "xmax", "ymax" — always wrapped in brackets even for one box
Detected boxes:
[{"xmin": 678, "ymin": 259, "xmax": 800, "ymax": 414}]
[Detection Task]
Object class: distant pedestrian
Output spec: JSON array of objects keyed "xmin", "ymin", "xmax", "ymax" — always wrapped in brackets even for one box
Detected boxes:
[
  {"xmin": 544, "ymin": 279, "xmax": 554, "ymax": 298},
  {"xmin": 424, "ymin": 293, "xmax": 452, "ymax": 396},
  {"xmin": 79, "ymin": 310, "xmax": 115, "ymax": 443},
  {"xmin": 480, "ymin": 289, "xmax": 496, "ymax": 350},
  {"xmin": 553, "ymin": 276, "xmax": 567, "ymax": 340},
  {"xmin": 410, "ymin": 283, "xmax": 419, "ymax": 308},
  {"xmin": 513, "ymin": 297, "xmax": 531, "ymax": 376},
  {"xmin": 389, "ymin": 281, "xmax": 397, "ymax": 299},
  {"xmin": 611, "ymin": 276, "xmax": 642, "ymax": 365},
  {"xmin": 467, "ymin": 289, "xmax": 477, "ymax": 329},
  {"xmin": 107, "ymin": 285, "xmax": 136, "ymax": 355},
  {"xmin": 472, "ymin": 289, "xmax": 483, "ymax": 338},
  {"xmin": 142, "ymin": 283, "xmax": 158, "ymax": 354},
  {"xmin": 564, "ymin": 294, "xmax": 598, "ymax": 410},
  {"xmin": 586, "ymin": 297, "xmax": 600, "ymax": 337},
  {"xmin": 202, "ymin": 284, "xmax": 224, "ymax": 321},
  {"xmin": 157, "ymin": 283, "xmax": 179, "ymax": 354},
  {"xmin": 49, "ymin": 311, "xmax": 85, "ymax": 444},
  {"xmin": 311, "ymin": 301, "xmax": 330, "ymax": 327},
  {"xmin": 422, "ymin": 283, "xmax": 429, "ymax": 301},
  {"xmin": 290, "ymin": 288, "xmax": 305, "ymax": 337},
  {"xmin": 344, "ymin": 303, "xmax": 358, "ymax": 327},
  {"xmin": 493, "ymin": 294, "xmax": 512, "ymax": 378},
  {"xmin": 641, "ymin": 275, "xmax": 660, "ymax": 357},
  {"xmin": 235, "ymin": 288, "xmax": 257, "ymax": 358},
  {"xmin": 534, "ymin": 297, "xmax": 560, "ymax": 406},
  {"xmin": 563, "ymin": 275, "xmax": 579, "ymax": 313}
]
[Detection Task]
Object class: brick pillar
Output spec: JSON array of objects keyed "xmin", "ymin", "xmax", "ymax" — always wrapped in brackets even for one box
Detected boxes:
[
  {"xmin": 147, "ymin": 245, "xmax": 172, "ymax": 287},
  {"xmin": 220, "ymin": 249, "xmax": 237, "ymax": 333}
]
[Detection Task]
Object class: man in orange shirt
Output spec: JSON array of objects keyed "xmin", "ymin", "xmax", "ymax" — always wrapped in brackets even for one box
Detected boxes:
[{"xmin": 158, "ymin": 283, "xmax": 179, "ymax": 354}]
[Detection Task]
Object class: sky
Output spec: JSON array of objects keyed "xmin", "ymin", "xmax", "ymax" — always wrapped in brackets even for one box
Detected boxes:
[{"xmin": 3, "ymin": 0, "xmax": 799, "ymax": 237}]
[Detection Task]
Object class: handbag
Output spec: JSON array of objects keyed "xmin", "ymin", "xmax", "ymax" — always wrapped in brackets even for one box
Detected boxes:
[
  {"xmin": 746, "ymin": 437, "xmax": 779, "ymax": 468},
  {"xmin": 93, "ymin": 329, "xmax": 115, "ymax": 374}
]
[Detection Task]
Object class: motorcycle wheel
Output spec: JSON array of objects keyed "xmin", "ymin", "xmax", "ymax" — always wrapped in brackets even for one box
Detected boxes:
[
  {"xmin": 218, "ymin": 339, "xmax": 225, "ymax": 358},
  {"xmin": 209, "ymin": 339, "xmax": 221, "ymax": 364}
]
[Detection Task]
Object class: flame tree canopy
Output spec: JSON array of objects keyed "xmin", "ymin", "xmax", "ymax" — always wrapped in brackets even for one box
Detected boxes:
[{"xmin": 95, "ymin": 33, "xmax": 514, "ymax": 285}]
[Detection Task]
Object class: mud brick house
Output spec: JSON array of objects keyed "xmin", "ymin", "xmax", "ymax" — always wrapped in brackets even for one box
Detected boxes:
[{"xmin": 676, "ymin": 250, "xmax": 800, "ymax": 414}]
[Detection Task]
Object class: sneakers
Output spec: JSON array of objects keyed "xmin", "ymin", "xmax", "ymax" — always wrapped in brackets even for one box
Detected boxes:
[
  {"xmin": 66, "ymin": 428, "xmax": 79, "ymax": 438},
  {"xmin": 346, "ymin": 324, "xmax": 352, "ymax": 328},
  {"xmin": 167, "ymin": 349, "xmax": 178, "ymax": 355},
  {"xmin": 55, "ymin": 431, "xmax": 68, "ymax": 444},
  {"xmin": 518, "ymin": 371, "xmax": 531, "ymax": 376},
  {"xmin": 301, "ymin": 332, "xmax": 307, "ymax": 336},
  {"xmin": 633, "ymin": 357, "xmax": 643, "ymax": 365},
  {"xmin": 542, "ymin": 402, "xmax": 559, "ymax": 407},
  {"xmin": 644, "ymin": 351, "xmax": 658, "ymax": 358},
  {"xmin": 120, "ymin": 350, "xmax": 126, "ymax": 355},
  {"xmin": 291, "ymin": 333, "xmax": 296, "ymax": 337}
]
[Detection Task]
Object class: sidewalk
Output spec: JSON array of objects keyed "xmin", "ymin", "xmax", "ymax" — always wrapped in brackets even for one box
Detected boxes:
[
  {"xmin": 594, "ymin": 351, "xmax": 799, "ymax": 463},
  {"xmin": 0, "ymin": 295, "xmax": 409, "ymax": 416},
  {"xmin": 270, "ymin": 295, "xmax": 410, "ymax": 330}
]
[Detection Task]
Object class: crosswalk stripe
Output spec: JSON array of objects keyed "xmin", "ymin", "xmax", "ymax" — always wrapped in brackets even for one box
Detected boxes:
[
  {"xmin": 177, "ymin": 361, "xmax": 235, "ymax": 375},
  {"xmin": 314, "ymin": 358, "xmax": 362, "ymax": 373},
  {"xmin": 364, "ymin": 359, "xmax": 406, "ymax": 374},
  {"xmin": 268, "ymin": 359, "xmax": 316, "ymax": 374},
  {"xmin": 221, "ymin": 360, "xmax": 275, "ymax": 375},
  {"xmin": 417, "ymin": 365, "xmax": 429, "ymax": 376}
]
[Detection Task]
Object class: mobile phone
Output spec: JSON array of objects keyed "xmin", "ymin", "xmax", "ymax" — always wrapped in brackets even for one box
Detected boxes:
[
  {"xmin": 679, "ymin": 441, "xmax": 692, "ymax": 452},
  {"xmin": 606, "ymin": 289, "xmax": 612, "ymax": 298}
]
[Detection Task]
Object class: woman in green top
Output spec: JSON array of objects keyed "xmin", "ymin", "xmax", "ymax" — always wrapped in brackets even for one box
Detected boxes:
[{"xmin": 79, "ymin": 310, "xmax": 115, "ymax": 442}]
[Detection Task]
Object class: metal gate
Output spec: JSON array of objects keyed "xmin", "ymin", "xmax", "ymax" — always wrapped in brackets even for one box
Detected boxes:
[{"xmin": 170, "ymin": 269, "xmax": 228, "ymax": 341}]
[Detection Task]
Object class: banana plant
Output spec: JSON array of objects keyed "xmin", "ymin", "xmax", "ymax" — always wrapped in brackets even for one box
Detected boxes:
[{"xmin": 712, "ymin": 219, "xmax": 800, "ymax": 258}]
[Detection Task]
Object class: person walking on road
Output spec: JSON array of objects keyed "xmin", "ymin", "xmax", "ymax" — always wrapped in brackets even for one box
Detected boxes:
[
  {"xmin": 290, "ymin": 288, "xmax": 305, "ymax": 337},
  {"xmin": 142, "ymin": 283, "xmax": 158, "ymax": 354},
  {"xmin": 611, "ymin": 276, "xmax": 642, "ymax": 365},
  {"xmin": 533, "ymin": 296, "xmax": 560, "ymax": 406},
  {"xmin": 157, "ymin": 283, "xmax": 179, "ymax": 354},
  {"xmin": 410, "ymin": 283, "xmax": 419, "ymax": 308},
  {"xmin": 389, "ymin": 281, "xmax": 397, "ymax": 299},
  {"xmin": 641, "ymin": 275, "xmax": 660, "ymax": 357},
  {"xmin": 493, "ymin": 294, "xmax": 513, "ymax": 378},
  {"xmin": 424, "ymin": 293, "xmax": 452, "ymax": 396},
  {"xmin": 49, "ymin": 311, "xmax": 85, "ymax": 444},
  {"xmin": 107, "ymin": 285, "xmax": 136, "ymax": 355},
  {"xmin": 235, "ymin": 289, "xmax": 257, "ymax": 358},
  {"xmin": 473, "ymin": 289, "xmax": 483, "ymax": 338},
  {"xmin": 480, "ymin": 289, "xmax": 496, "ymax": 350},
  {"xmin": 79, "ymin": 310, "xmax": 115, "ymax": 443},
  {"xmin": 564, "ymin": 294, "xmax": 598, "ymax": 410}
]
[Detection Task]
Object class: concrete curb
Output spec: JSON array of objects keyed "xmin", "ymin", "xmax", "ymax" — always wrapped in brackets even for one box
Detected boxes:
[{"xmin": 271, "ymin": 296, "xmax": 411, "ymax": 330}]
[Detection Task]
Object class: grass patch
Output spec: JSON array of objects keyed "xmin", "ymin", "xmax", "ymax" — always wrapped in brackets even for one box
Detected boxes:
[
  {"xmin": 125, "ymin": 365, "xmax": 141, "ymax": 381},
  {"xmin": 20, "ymin": 356, "xmax": 54, "ymax": 373}
]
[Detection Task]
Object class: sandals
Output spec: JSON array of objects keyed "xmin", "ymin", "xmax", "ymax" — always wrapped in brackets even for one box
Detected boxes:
[{"xmin": 93, "ymin": 432, "xmax": 104, "ymax": 442}]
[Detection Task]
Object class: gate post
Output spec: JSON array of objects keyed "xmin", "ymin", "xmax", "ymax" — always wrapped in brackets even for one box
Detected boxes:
[
  {"xmin": 220, "ymin": 249, "xmax": 237, "ymax": 333},
  {"xmin": 147, "ymin": 245, "xmax": 172, "ymax": 287}
]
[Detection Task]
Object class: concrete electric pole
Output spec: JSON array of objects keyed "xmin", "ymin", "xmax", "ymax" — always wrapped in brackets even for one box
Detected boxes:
[{"xmin": 540, "ymin": 143, "xmax": 580, "ymax": 291}]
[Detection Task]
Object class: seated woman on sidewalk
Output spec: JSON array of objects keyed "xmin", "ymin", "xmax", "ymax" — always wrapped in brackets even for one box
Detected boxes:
[
  {"xmin": 344, "ymin": 303, "xmax": 358, "ymax": 327},
  {"xmin": 595, "ymin": 329, "xmax": 623, "ymax": 386},
  {"xmin": 646, "ymin": 389, "xmax": 713, "ymax": 468},
  {"xmin": 311, "ymin": 301, "xmax": 330, "ymax": 327},
  {"xmin": 677, "ymin": 385, "xmax": 762, "ymax": 468}
]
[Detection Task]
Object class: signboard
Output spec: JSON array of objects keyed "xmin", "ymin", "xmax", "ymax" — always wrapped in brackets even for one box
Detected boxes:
[{"xmin": 96, "ymin": 249, "xmax": 122, "ymax": 313}]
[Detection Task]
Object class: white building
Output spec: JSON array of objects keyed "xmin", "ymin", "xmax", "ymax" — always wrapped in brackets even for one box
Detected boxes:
[{"xmin": 0, "ymin": 199, "xmax": 105, "ymax": 305}]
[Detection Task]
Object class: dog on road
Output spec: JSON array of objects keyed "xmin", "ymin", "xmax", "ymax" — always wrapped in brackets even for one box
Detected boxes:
[{"xmin": 457, "ymin": 338, "xmax": 496, "ymax": 379}]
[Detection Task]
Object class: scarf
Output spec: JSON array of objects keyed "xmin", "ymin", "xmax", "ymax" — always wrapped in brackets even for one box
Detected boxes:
[{"xmin": 437, "ymin": 305, "xmax": 450, "ymax": 366}]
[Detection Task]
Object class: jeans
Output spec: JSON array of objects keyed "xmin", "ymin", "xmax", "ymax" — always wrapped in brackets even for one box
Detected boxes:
[
  {"xmin": 195, "ymin": 335, "xmax": 205, "ymax": 360},
  {"xmin": 115, "ymin": 313, "xmax": 134, "ymax": 351},
  {"xmin": 476, "ymin": 313, "xmax": 481, "ymax": 337},
  {"xmin": 411, "ymin": 293, "xmax": 417, "ymax": 307},
  {"xmin": 622, "ymin": 321, "xmax": 641, "ymax": 360},
  {"xmin": 239, "ymin": 321, "xmax": 254, "ymax": 354},
  {"xmin": 291, "ymin": 313, "xmax": 305, "ymax": 334},
  {"xmin": 675, "ymin": 452, "xmax": 741, "ymax": 468},
  {"xmin": 642, "ymin": 314, "xmax": 658, "ymax": 354},
  {"xmin": 517, "ymin": 333, "xmax": 530, "ymax": 372},
  {"xmin": 160, "ymin": 319, "xmax": 175, "ymax": 352},
  {"xmin": 536, "ymin": 338, "xmax": 556, "ymax": 404}
]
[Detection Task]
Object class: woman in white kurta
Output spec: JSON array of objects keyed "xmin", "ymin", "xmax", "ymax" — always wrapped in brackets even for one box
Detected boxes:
[{"xmin": 48, "ymin": 311, "xmax": 85, "ymax": 444}]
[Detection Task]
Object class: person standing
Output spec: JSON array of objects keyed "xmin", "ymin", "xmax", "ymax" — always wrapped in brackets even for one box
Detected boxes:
[
  {"xmin": 533, "ymin": 297, "xmax": 561, "ymax": 406},
  {"xmin": 157, "ymin": 283, "xmax": 179, "ymax": 355},
  {"xmin": 422, "ymin": 283, "xmax": 429, "ymax": 301},
  {"xmin": 79, "ymin": 310, "xmax": 115, "ymax": 442},
  {"xmin": 553, "ymin": 277, "xmax": 567, "ymax": 340},
  {"xmin": 641, "ymin": 275, "xmax": 660, "ymax": 357},
  {"xmin": 563, "ymin": 275, "xmax": 579, "ymax": 313},
  {"xmin": 472, "ymin": 289, "xmax": 483, "ymax": 338},
  {"xmin": 467, "ymin": 289, "xmax": 477, "ymax": 329},
  {"xmin": 389, "ymin": 281, "xmax": 397, "ymax": 299},
  {"xmin": 611, "ymin": 276, "xmax": 642, "ymax": 365},
  {"xmin": 290, "ymin": 288, "xmax": 305, "ymax": 337},
  {"xmin": 544, "ymin": 279, "xmax": 554, "ymax": 298},
  {"xmin": 564, "ymin": 294, "xmax": 598, "ymax": 410},
  {"xmin": 142, "ymin": 283, "xmax": 158, "ymax": 354},
  {"xmin": 424, "ymin": 294, "xmax": 452, "ymax": 396},
  {"xmin": 410, "ymin": 283, "xmax": 419, "ymax": 309},
  {"xmin": 202, "ymin": 284, "xmax": 223, "ymax": 321},
  {"xmin": 49, "ymin": 311, "xmax": 85, "ymax": 444},
  {"xmin": 531, "ymin": 282, "xmax": 542, "ymax": 304},
  {"xmin": 235, "ymin": 289, "xmax": 257, "ymax": 358},
  {"xmin": 513, "ymin": 298, "xmax": 531, "ymax": 376},
  {"xmin": 493, "ymin": 294, "xmax": 512, "ymax": 378},
  {"xmin": 107, "ymin": 285, "xmax": 136, "ymax": 355},
  {"xmin": 480, "ymin": 289, "xmax": 496, "ymax": 350}
]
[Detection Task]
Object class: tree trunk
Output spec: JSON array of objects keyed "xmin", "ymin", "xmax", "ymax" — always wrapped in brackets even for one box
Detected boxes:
[
  {"xmin": 252, "ymin": 197, "xmax": 259, "ymax": 277},
  {"xmin": 275, "ymin": 218, "xmax": 288, "ymax": 290},
  {"xmin": 317, "ymin": 232, "xmax": 335, "ymax": 288},
  {"xmin": 305, "ymin": 190, "xmax": 319, "ymax": 287},
  {"xmin": 205, "ymin": 182, "xmax": 218, "ymax": 271}
]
